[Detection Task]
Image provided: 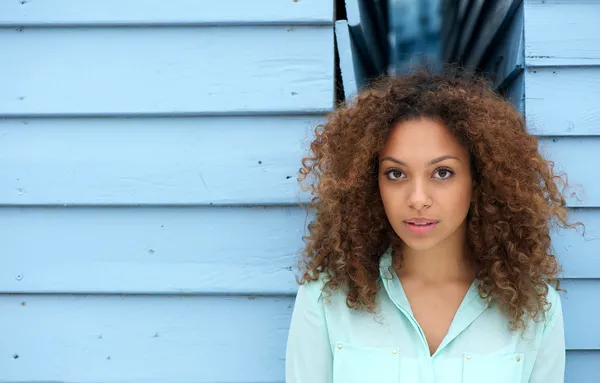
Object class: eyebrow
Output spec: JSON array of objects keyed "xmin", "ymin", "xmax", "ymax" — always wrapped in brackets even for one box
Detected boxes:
[{"xmin": 380, "ymin": 155, "xmax": 461, "ymax": 166}]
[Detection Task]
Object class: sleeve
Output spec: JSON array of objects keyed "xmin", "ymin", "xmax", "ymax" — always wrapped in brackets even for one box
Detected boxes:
[
  {"xmin": 528, "ymin": 288, "xmax": 566, "ymax": 383},
  {"xmin": 285, "ymin": 280, "xmax": 333, "ymax": 383}
]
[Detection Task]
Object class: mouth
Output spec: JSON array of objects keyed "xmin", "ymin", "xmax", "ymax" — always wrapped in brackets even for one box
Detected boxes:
[{"xmin": 404, "ymin": 218, "xmax": 439, "ymax": 234}]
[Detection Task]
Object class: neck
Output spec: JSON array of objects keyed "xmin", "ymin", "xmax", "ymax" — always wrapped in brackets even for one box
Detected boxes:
[{"xmin": 393, "ymin": 222, "xmax": 475, "ymax": 284}]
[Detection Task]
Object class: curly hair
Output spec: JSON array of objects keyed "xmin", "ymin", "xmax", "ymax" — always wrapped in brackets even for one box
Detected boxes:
[{"xmin": 296, "ymin": 69, "xmax": 582, "ymax": 331}]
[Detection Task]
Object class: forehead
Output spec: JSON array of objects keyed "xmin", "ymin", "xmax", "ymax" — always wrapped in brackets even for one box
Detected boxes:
[{"xmin": 381, "ymin": 118, "xmax": 467, "ymax": 160}]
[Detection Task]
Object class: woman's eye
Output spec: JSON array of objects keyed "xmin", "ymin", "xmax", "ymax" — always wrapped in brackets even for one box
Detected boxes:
[
  {"xmin": 385, "ymin": 169, "xmax": 405, "ymax": 180},
  {"xmin": 433, "ymin": 167, "xmax": 454, "ymax": 180}
]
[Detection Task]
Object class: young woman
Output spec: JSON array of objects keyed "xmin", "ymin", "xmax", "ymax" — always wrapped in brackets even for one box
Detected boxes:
[{"xmin": 285, "ymin": 70, "xmax": 580, "ymax": 383}]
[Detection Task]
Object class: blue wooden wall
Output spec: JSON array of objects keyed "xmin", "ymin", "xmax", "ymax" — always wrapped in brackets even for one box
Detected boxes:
[
  {"xmin": 0, "ymin": 1, "xmax": 333, "ymax": 381},
  {"xmin": 521, "ymin": 2, "xmax": 600, "ymax": 379}
]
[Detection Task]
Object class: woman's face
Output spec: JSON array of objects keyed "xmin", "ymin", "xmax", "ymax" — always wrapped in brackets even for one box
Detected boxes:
[{"xmin": 378, "ymin": 118, "xmax": 473, "ymax": 252}]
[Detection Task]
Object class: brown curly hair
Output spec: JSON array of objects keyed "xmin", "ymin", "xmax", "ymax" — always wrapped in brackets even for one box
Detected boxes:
[{"xmin": 296, "ymin": 69, "xmax": 582, "ymax": 331}]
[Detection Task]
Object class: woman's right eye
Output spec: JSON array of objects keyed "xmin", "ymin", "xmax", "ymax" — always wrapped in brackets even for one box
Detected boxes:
[{"xmin": 384, "ymin": 169, "xmax": 405, "ymax": 180}]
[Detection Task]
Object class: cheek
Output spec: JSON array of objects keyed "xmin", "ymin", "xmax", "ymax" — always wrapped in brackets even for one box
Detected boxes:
[
  {"xmin": 443, "ymin": 182, "xmax": 472, "ymax": 217},
  {"xmin": 378, "ymin": 182, "xmax": 403, "ymax": 216}
]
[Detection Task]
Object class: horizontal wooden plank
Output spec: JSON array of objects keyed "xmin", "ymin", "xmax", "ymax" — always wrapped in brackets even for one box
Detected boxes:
[
  {"xmin": 3, "ymin": 119, "xmax": 599, "ymax": 207},
  {"xmin": 561, "ymin": 279, "xmax": 600, "ymax": 350},
  {"xmin": 0, "ymin": 205, "xmax": 596, "ymax": 295},
  {"xmin": 335, "ymin": 20, "xmax": 366, "ymax": 99},
  {"xmin": 0, "ymin": 206, "xmax": 310, "ymax": 295},
  {"xmin": 538, "ymin": 137, "xmax": 600, "ymax": 207},
  {"xmin": 525, "ymin": 67, "xmax": 600, "ymax": 136},
  {"xmin": 566, "ymin": 351, "xmax": 600, "ymax": 383},
  {"xmin": 0, "ymin": 0, "xmax": 333, "ymax": 26},
  {"xmin": 0, "ymin": 294, "xmax": 294, "ymax": 382},
  {"xmin": 0, "ymin": 280, "xmax": 595, "ymax": 382},
  {"xmin": 0, "ymin": 26, "xmax": 333, "ymax": 116},
  {"xmin": 0, "ymin": 116, "xmax": 321, "ymax": 206},
  {"xmin": 482, "ymin": 1, "xmax": 524, "ymax": 89},
  {"xmin": 554, "ymin": 208, "xmax": 600, "ymax": 279},
  {"xmin": 524, "ymin": 0, "xmax": 600, "ymax": 66}
]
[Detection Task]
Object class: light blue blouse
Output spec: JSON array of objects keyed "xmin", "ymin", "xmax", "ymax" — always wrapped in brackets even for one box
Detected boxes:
[{"xmin": 285, "ymin": 247, "xmax": 565, "ymax": 382}]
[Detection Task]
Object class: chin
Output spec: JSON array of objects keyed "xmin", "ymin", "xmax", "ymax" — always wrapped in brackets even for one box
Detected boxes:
[
  {"xmin": 400, "ymin": 237, "xmax": 442, "ymax": 252},
  {"xmin": 395, "ymin": 229, "xmax": 442, "ymax": 250}
]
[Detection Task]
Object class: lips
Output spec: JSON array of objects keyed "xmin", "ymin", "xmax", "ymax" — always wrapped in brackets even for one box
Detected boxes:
[
  {"xmin": 404, "ymin": 218, "xmax": 438, "ymax": 225},
  {"xmin": 404, "ymin": 218, "xmax": 439, "ymax": 234}
]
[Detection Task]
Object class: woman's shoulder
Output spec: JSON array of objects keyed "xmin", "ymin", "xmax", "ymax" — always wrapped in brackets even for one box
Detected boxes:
[
  {"xmin": 296, "ymin": 271, "xmax": 348, "ymax": 305},
  {"xmin": 520, "ymin": 282, "xmax": 564, "ymax": 332},
  {"xmin": 299, "ymin": 272, "xmax": 330, "ymax": 300},
  {"xmin": 297, "ymin": 273, "xmax": 328, "ymax": 300},
  {"xmin": 541, "ymin": 282, "xmax": 563, "ymax": 329}
]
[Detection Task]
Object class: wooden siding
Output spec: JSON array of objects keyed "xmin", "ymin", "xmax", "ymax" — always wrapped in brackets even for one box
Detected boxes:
[
  {"xmin": 0, "ymin": 1, "xmax": 334, "ymax": 381},
  {"xmin": 525, "ymin": 1, "xmax": 600, "ymax": 380}
]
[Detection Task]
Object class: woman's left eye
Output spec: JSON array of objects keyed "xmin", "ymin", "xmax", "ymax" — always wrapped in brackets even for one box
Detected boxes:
[{"xmin": 433, "ymin": 167, "xmax": 454, "ymax": 180}]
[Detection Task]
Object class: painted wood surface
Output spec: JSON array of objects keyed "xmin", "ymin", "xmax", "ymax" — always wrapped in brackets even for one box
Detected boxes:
[
  {"xmin": 0, "ymin": 116, "xmax": 321, "ymax": 206},
  {"xmin": 565, "ymin": 351, "xmax": 600, "ymax": 383},
  {"xmin": 335, "ymin": 20, "xmax": 366, "ymax": 99},
  {"xmin": 561, "ymin": 279, "xmax": 600, "ymax": 350},
  {"xmin": 3, "ymin": 121, "xmax": 600, "ymax": 206},
  {"xmin": 521, "ymin": 0, "xmax": 600, "ymax": 378},
  {"xmin": 0, "ymin": 26, "xmax": 333, "ymax": 116},
  {"xmin": 0, "ymin": 0, "xmax": 333, "ymax": 26},
  {"xmin": 525, "ymin": 67, "xmax": 600, "ymax": 136},
  {"xmin": 1, "ymin": 280, "xmax": 596, "ymax": 382},
  {"xmin": 0, "ymin": 1, "xmax": 334, "ymax": 382},
  {"xmin": 536, "ymin": 137, "xmax": 600, "ymax": 207},
  {"xmin": 524, "ymin": 0, "xmax": 600, "ymax": 67},
  {"xmin": 551, "ymin": 208, "xmax": 600, "ymax": 279},
  {"xmin": 0, "ymin": 294, "xmax": 294, "ymax": 382},
  {"xmin": 0, "ymin": 206, "xmax": 310, "ymax": 295}
]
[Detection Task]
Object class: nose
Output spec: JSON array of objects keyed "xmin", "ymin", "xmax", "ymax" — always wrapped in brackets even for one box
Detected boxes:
[{"xmin": 407, "ymin": 179, "xmax": 432, "ymax": 209}]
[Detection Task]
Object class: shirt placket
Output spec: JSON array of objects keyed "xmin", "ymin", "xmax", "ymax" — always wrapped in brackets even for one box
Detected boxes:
[{"xmin": 380, "ymin": 253, "xmax": 490, "ymax": 382}]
